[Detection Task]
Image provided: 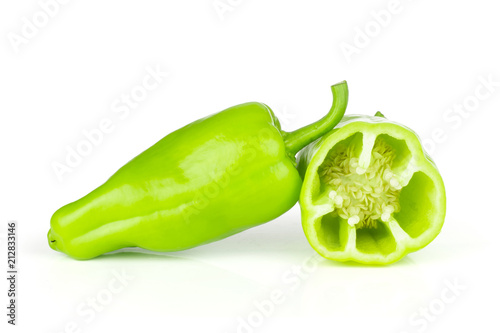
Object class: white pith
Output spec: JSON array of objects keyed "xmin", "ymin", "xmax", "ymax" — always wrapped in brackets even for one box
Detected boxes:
[{"xmin": 319, "ymin": 137, "xmax": 402, "ymax": 228}]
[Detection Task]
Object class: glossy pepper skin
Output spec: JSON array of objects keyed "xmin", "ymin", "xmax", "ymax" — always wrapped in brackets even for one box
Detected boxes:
[
  {"xmin": 297, "ymin": 113, "xmax": 446, "ymax": 264},
  {"xmin": 48, "ymin": 82, "xmax": 349, "ymax": 259}
]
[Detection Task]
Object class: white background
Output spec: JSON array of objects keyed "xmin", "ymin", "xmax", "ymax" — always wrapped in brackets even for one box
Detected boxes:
[{"xmin": 1, "ymin": 0, "xmax": 499, "ymax": 332}]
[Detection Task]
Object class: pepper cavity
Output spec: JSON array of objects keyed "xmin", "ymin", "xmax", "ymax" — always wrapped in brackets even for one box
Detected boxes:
[{"xmin": 319, "ymin": 136, "xmax": 402, "ymax": 229}]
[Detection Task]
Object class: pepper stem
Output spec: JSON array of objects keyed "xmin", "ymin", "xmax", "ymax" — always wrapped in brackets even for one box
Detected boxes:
[{"xmin": 283, "ymin": 81, "xmax": 348, "ymax": 156}]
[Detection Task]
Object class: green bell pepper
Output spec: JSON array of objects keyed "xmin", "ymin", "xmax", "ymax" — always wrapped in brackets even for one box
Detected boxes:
[
  {"xmin": 297, "ymin": 112, "xmax": 446, "ymax": 264},
  {"xmin": 48, "ymin": 81, "xmax": 349, "ymax": 259}
]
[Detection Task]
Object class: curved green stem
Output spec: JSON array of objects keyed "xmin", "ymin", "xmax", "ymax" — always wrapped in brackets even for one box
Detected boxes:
[{"xmin": 283, "ymin": 81, "xmax": 348, "ymax": 156}]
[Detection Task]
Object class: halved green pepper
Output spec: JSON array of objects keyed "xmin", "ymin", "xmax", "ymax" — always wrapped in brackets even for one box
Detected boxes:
[
  {"xmin": 297, "ymin": 113, "xmax": 446, "ymax": 264},
  {"xmin": 48, "ymin": 82, "xmax": 348, "ymax": 259}
]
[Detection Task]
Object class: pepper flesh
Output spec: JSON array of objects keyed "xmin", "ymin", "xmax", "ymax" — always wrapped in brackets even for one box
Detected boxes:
[
  {"xmin": 297, "ymin": 114, "xmax": 446, "ymax": 264},
  {"xmin": 48, "ymin": 82, "xmax": 348, "ymax": 259}
]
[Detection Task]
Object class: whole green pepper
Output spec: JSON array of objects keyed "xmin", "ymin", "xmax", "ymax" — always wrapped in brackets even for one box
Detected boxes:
[
  {"xmin": 297, "ymin": 112, "xmax": 446, "ymax": 264},
  {"xmin": 48, "ymin": 82, "xmax": 348, "ymax": 259}
]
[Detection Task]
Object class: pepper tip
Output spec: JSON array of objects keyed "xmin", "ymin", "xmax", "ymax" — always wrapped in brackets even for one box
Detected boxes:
[{"xmin": 48, "ymin": 229, "xmax": 57, "ymax": 250}]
